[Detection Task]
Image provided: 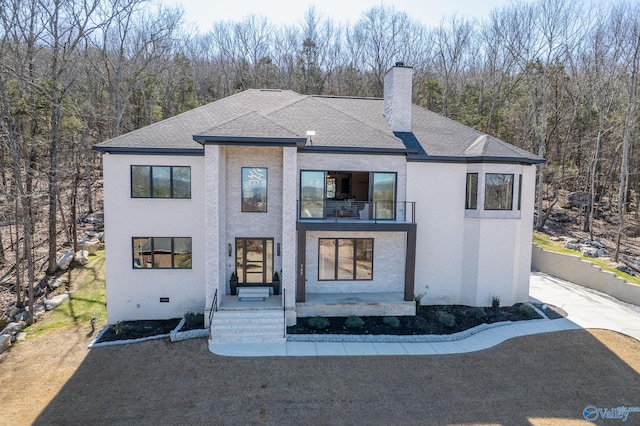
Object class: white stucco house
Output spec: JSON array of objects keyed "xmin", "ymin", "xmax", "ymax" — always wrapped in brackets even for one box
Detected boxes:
[{"xmin": 94, "ymin": 63, "xmax": 543, "ymax": 342}]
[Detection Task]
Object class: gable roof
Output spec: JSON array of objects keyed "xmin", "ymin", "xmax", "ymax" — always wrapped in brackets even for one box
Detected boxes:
[{"xmin": 93, "ymin": 89, "xmax": 543, "ymax": 164}]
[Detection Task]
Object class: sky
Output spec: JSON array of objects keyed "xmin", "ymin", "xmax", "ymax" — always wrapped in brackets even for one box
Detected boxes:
[{"xmin": 161, "ymin": 0, "xmax": 522, "ymax": 31}]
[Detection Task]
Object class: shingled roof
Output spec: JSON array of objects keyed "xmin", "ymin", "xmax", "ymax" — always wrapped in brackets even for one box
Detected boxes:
[{"xmin": 93, "ymin": 89, "xmax": 543, "ymax": 164}]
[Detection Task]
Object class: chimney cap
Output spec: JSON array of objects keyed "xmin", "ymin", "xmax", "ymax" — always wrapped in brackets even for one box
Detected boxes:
[{"xmin": 395, "ymin": 61, "xmax": 405, "ymax": 67}]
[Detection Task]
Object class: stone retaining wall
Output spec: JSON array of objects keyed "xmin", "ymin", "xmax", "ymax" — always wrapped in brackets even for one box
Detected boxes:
[{"xmin": 531, "ymin": 244, "xmax": 640, "ymax": 306}]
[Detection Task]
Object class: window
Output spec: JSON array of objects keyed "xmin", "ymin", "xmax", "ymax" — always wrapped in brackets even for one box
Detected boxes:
[
  {"xmin": 484, "ymin": 173, "xmax": 514, "ymax": 210},
  {"xmin": 318, "ymin": 238, "xmax": 373, "ymax": 280},
  {"xmin": 242, "ymin": 167, "xmax": 267, "ymax": 212},
  {"xmin": 465, "ymin": 173, "xmax": 478, "ymax": 209},
  {"xmin": 132, "ymin": 237, "xmax": 192, "ymax": 269},
  {"xmin": 131, "ymin": 166, "xmax": 191, "ymax": 198}
]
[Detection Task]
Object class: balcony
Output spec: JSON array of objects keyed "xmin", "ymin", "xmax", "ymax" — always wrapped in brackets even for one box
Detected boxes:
[{"xmin": 297, "ymin": 200, "xmax": 416, "ymax": 223}]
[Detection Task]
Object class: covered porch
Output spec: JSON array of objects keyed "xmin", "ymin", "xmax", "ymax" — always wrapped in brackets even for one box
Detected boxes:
[{"xmin": 296, "ymin": 292, "xmax": 416, "ymax": 318}]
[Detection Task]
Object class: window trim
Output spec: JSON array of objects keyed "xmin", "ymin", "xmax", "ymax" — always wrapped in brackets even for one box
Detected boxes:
[
  {"xmin": 132, "ymin": 237, "xmax": 192, "ymax": 269},
  {"xmin": 318, "ymin": 238, "xmax": 374, "ymax": 281},
  {"xmin": 241, "ymin": 167, "xmax": 268, "ymax": 213},
  {"xmin": 130, "ymin": 165, "xmax": 191, "ymax": 199},
  {"xmin": 465, "ymin": 173, "xmax": 478, "ymax": 210},
  {"xmin": 483, "ymin": 173, "xmax": 514, "ymax": 211}
]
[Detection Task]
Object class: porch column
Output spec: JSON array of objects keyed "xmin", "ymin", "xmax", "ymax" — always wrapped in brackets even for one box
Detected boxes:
[
  {"xmin": 282, "ymin": 147, "xmax": 298, "ymax": 318},
  {"xmin": 204, "ymin": 144, "xmax": 222, "ymax": 327},
  {"xmin": 404, "ymin": 224, "xmax": 417, "ymax": 301}
]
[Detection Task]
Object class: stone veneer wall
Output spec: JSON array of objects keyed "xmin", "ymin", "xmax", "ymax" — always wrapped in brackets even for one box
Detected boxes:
[{"xmin": 531, "ymin": 244, "xmax": 640, "ymax": 306}]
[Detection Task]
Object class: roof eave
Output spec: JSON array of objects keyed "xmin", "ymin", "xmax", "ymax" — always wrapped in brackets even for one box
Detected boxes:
[
  {"xmin": 407, "ymin": 154, "xmax": 546, "ymax": 165},
  {"xmin": 194, "ymin": 135, "xmax": 307, "ymax": 147},
  {"xmin": 91, "ymin": 146, "xmax": 204, "ymax": 156},
  {"xmin": 299, "ymin": 146, "xmax": 414, "ymax": 156}
]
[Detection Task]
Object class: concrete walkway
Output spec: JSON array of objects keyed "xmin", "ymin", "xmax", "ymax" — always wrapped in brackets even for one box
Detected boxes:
[{"xmin": 209, "ymin": 272, "xmax": 640, "ymax": 356}]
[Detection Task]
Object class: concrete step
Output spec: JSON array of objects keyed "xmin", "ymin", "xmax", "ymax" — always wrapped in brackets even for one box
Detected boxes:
[{"xmin": 209, "ymin": 308, "xmax": 286, "ymax": 345}]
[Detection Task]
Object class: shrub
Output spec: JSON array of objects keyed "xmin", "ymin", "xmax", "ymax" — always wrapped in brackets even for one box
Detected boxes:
[
  {"xmin": 437, "ymin": 311, "xmax": 456, "ymax": 328},
  {"xmin": 184, "ymin": 312, "xmax": 204, "ymax": 330},
  {"xmin": 307, "ymin": 316, "xmax": 329, "ymax": 329},
  {"xmin": 468, "ymin": 307, "xmax": 485, "ymax": 320},
  {"xmin": 491, "ymin": 296, "xmax": 501, "ymax": 313},
  {"xmin": 382, "ymin": 316, "xmax": 400, "ymax": 328},
  {"xmin": 518, "ymin": 304, "xmax": 536, "ymax": 318},
  {"xmin": 344, "ymin": 315, "xmax": 365, "ymax": 328}
]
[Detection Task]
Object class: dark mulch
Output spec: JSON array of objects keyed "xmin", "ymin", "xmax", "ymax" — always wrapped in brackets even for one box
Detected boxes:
[
  {"xmin": 97, "ymin": 319, "xmax": 181, "ymax": 343},
  {"xmin": 287, "ymin": 303, "xmax": 546, "ymax": 335}
]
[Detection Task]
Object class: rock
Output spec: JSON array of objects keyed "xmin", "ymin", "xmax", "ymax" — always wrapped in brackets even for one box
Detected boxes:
[
  {"xmin": 15, "ymin": 310, "xmax": 30, "ymax": 323},
  {"xmin": 57, "ymin": 251, "xmax": 74, "ymax": 271},
  {"xmin": 616, "ymin": 265, "xmax": 635, "ymax": 276},
  {"xmin": 0, "ymin": 334, "xmax": 11, "ymax": 353},
  {"xmin": 74, "ymin": 250, "xmax": 89, "ymax": 266},
  {"xmin": 550, "ymin": 236, "xmax": 561, "ymax": 241},
  {"xmin": 1, "ymin": 321, "xmax": 26, "ymax": 336},
  {"xmin": 567, "ymin": 191, "xmax": 590, "ymax": 208},
  {"xmin": 87, "ymin": 230, "xmax": 97, "ymax": 237},
  {"xmin": 15, "ymin": 332, "xmax": 27, "ymax": 341},
  {"xmin": 582, "ymin": 247, "xmax": 599, "ymax": 257},
  {"xmin": 0, "ymin": 314, "xmax": 8, "ymax": 330},
  {"xmin": 597, "ymin": 248, "xmax": 607, "ymax": 257},
  {"xmin": 84, "ymin": 240, "xmax": 100, "ymax": 255},
  {"xmin": 45, "ymin": 293, "xmax": 69, "ymax": 311},
  {"xmin": 7, "ymin": 306, "xmax": 19, "ymax": 318},
  {"xmin": 33, "ymin": 304, "xmax": 46, "ymax": 320},
  {"xmin": 564, "ymin": 239, "xmax": 581, "ymax": 251},
  {"xmin": 97, "ymin": 232, "xmax": 104, "ymax": 243}
]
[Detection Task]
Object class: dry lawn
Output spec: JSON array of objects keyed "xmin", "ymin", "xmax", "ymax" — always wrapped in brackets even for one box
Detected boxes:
[{"xmin": 1, "ymin": 326, "xmax": 640, "ymax": 425}]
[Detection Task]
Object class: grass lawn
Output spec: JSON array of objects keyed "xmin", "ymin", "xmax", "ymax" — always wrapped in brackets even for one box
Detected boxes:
[
  {"xmin": 25, "ymin": 250, "xmax": 107, "ymax": 339},
  {"xmin": 533, "ymin": 232, "xmax": 640, "ymax": 285}
]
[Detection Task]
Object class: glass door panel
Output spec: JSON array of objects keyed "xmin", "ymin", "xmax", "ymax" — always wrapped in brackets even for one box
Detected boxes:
[
  {"xmin": 235, "ymin": 238, "xmax": 274, "ymax": 284},
  {"xmin": 371, "ymin": 172, "xmax": 396, "ymax": 219},
  {"xmin": 300, "ymin": 171, "xmax": 325, "ymax": 218}
]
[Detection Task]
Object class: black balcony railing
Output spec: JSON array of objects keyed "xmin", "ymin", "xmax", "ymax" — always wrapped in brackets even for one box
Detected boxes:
[{"xmin": 298, "ymin": 200, "xmax": 415, "ymax": 223}]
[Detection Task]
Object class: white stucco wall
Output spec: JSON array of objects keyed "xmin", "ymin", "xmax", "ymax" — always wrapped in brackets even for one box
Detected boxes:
[
  {"xmin": 305, "ymin": 231, "xmax": 406, "ymax": 293},
  {"xmin": 407, "ymin": 161, "xmax": 536, "ymax": 307},
  {"xmin": 102, "ymin": 153, "xmax": 205, "ymax": 323}
]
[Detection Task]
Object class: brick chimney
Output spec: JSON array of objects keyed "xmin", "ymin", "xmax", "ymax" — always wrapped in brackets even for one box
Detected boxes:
[{"xmin": 383, "ymin": 62, "xmax": 413, "ymax": 132}]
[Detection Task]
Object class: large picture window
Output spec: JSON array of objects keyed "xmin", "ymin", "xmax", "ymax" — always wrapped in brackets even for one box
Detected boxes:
[
  {"xmin": 318, "ymin": 238, "xmax": 373, "ymax": 280},
  {"xmin": 131, "ymin": 166, "xmax": 191, "ymax": 198},
  {"xmin": 242, "ymin": 167, "xmax": 267, "ymax": 212},
  {"xmin": 484, "ymin": 173, "xmax": 514, "ymax": 210},
  {"xmin": 465, "ymin": 173, "xmax": 478, "ymax": 209},
  {"xmin": 132, "ymin": 237, "xmax": 192, "ymax": 269}
]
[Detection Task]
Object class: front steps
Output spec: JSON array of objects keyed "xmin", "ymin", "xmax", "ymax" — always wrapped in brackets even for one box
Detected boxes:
[{"xmin": 209, "ymin": 309, "xmax": 286, "ymax": 344}]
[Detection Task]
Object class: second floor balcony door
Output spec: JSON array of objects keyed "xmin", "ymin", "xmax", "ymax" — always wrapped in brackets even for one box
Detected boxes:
[{"xmin": 236, "ymin": 238, "xmax": 273, "ymax": 284}]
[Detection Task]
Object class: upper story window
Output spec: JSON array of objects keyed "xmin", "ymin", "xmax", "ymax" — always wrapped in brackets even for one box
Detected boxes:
[
  {"xmin": 484, "ymin": 173, "xmax": 513, "ymax": 210},
  {"xmin": 132, "ymin": 237, "xmax": 192, "ymax": 269},
  {"xmin": 465, "ymin": 173, "xmax": 478, "ymax": 209},
  {"xmin": 242, "ymin": 167, "xmax": 267, "ymax": 212},
  {"xmin": 131, "ymin": 166, "xmax": 191, "ymax": 198}
]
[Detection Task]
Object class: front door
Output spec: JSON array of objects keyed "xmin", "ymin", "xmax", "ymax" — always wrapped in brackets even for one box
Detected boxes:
[{"xmin": 235, "ymin": 238, "xmax": 273, "ymax": 284}]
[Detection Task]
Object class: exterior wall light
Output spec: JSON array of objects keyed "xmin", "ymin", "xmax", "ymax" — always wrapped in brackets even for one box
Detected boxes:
[
  {"xmin": 277, "ymin": 243, "xmax": 281, "ymax": 256},
  {"xmin": 228, "ymin": 243, "xmax": 232, "ymax": 257}
]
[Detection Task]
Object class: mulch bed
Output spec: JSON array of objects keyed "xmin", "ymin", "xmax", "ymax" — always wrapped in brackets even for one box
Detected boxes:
[
  {"xmin": 97, "ymin": 319, "xmax": 181, "ymax": 343},
  {"xmin": 288, "ymin": 303, "xmax": 551, "ymax": 335},
  {"xmin": 95, "ymin": 304, "xmax": 565, "ymax": 342}
]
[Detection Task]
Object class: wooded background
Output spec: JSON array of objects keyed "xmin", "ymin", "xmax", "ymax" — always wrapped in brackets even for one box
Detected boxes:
[{"xmin": 1, "ymin": 0, "xmax": 640, "ymax": 315}]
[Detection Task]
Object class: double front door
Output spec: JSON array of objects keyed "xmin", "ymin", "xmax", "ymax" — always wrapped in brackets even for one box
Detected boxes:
[{"xmin": 235, "ymin": 238, "xmax": 273, "ymax": 284}]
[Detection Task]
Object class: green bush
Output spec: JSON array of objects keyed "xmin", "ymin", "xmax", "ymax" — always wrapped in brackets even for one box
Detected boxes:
[
  {"xmin": 307, "ymin": 316, "xmax": 329, "ymax": 329},
  {"xmin": 184, "ymin": 312, "xmax": 204, "ymax": 330},
  {"xmin": 468, "ymin": 307, "xmax": 485, "ymax": 320},
  {"xmin": 437, "ymin": 311, "xmax": 456, "ymax": 328},
  {"xmin": 491, "ymin": 296, "xmax": 501, "ymax": 313},
  {"xmin": 382, "ymin": 316, "xmax": 400, "ymax": 328},
  {"xmin": 518, "ymin": 304, "xmax": 536, "ymax": 318},
  {"xmin": 344, "ymin": 315, "xmax": 365, "ymax": 328}
]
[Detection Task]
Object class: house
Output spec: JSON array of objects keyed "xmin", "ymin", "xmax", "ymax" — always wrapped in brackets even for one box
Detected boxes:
[{"xmin": 93, "ymin": 63, "xmax": 543, "ymax": 341}]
